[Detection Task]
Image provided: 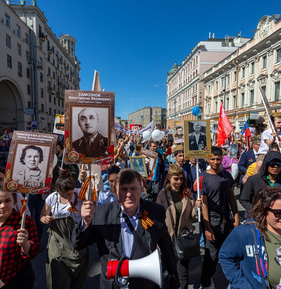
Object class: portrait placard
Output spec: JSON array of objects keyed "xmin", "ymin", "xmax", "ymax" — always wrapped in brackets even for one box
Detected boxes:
[
  {"xmin": 53, "ymin": 114, "xmax": 65, "ymax": 135},
  {"xmin": 173, "ymin": 125, "xmax": 184, "ymax": 143},
  {"xmin": 129, "ymin": 156, "xmax": 148, "ymax": 177},
  {"xmin": 140, "ymin": 148, "xmax": 158, "ymax": 177},
  {"xmin": 4, "ymin": 131, "xmax": 57, "ymax": 194},
  {"xmin": 184, "ymin": 120, "xmax": 211, "ymax": 159},
  {"xmin": 64, "ymin": 90, "xmax": 115, "ymax": 165}
]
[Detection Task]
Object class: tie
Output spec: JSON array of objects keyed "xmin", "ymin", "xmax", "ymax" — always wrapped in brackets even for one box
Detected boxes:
[{"xmin": 86, "ymin": 138, "xmax": 92, "ymax": 155}]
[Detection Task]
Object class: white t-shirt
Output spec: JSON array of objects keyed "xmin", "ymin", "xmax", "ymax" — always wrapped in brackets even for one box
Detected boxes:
[
  {"xmin": 46, "ymin": 191, "xmax": 83, "ymax": 224},
  {"xmin": 258, "ymin": 128, "xmax": 281, "ymax": 155}
]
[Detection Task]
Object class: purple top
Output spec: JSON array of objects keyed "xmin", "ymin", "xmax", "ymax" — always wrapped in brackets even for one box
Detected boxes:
[{"xmin": 222, "ymin": 155, "xmax": 238, "ymax": 173}]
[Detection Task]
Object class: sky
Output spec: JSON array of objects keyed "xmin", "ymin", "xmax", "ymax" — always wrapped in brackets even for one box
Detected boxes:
[{"xmin": 37, "ymin": 0, "xmax": 279, "ymax": 119}]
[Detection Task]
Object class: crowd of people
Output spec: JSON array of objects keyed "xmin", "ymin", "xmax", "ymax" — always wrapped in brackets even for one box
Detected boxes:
[{"xmin": 1, "ymin": 118, "xmax": 281, "ymax": 289}]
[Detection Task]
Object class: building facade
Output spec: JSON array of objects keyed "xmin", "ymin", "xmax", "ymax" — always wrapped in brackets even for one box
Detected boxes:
[
  {"xmin": 0, "ymin": 0, "xmax": 80, "ymax": 132},
  {"xmin": 128, "ymin": 107, "xmax": 167, "ymax": 129},
  {"xmin": 166, "ymin": 35, "xmax": 250, "ymax": 128},
  {"xmin": 203, "ymin": 15, "xmax": 281, "ymax": 134}
]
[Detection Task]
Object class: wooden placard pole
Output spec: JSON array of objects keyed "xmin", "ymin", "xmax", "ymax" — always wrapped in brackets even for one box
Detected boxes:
[
  {"xmin": 196, "ymin": 159, "xmax": 201, "ymax": 223},
  {"xmin": 20, "ymin": 192, "xmax": 30, "ymax": 229}
]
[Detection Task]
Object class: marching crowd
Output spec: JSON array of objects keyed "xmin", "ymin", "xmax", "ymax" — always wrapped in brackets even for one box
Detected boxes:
[{"xmin": 1, "ymin": 114, "xmax": 281, "ymax": 289}]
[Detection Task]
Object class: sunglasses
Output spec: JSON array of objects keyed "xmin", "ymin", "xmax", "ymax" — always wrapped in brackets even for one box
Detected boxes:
[
  {"xmin": 267, "ymin": 207, "xmax": 281, "ymax": 218},
  {"xmin": 172, "ymin": 177, "xmax": 184, "ymax": 181},
  {"xmin": 268, "ymin": 161, "xmax": 281, "ymax": 167}
]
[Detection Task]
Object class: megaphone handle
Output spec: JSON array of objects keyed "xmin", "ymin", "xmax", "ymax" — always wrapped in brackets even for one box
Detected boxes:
[{"xmin": 115, "ymin": 256, "xmax": 129, "ymax": 287}]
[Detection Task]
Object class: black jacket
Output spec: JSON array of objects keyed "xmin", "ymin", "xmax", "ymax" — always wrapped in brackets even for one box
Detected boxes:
[
  {"xmin": 239, "ymin": 151, "xmax": 281, "ymax": 212},
  {"xmin": 73, "ymin": 199, "xmax": 179, "ymax": 289}
]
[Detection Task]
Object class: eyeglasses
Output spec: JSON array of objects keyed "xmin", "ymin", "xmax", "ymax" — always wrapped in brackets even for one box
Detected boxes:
[
  {"xmin": 267, "ymin": 207, "xmax": 281, "ymax": 218},
  {"xmin": 172, "ymin": 177, "xmax": 184, "ymax": 181},
  {"xmin": 268, "ymin": 161, "xmax": 281, "ymax": 167}
]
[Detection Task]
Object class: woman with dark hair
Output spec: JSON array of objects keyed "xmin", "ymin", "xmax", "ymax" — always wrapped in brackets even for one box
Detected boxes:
[
  {"xmin": 40, "ymin": 170, "xmax": 89, "ymax": 289},
  {"xmin": 0, "ymin": 191, "xmax": 39, "ymax": 288},
  {"xmin": 156, "ymin": 163, "xmax": 201, "ymax": 289},
  {"xmin": 219, "ymin": 186, "xmax": 281, "ymax": 289}
]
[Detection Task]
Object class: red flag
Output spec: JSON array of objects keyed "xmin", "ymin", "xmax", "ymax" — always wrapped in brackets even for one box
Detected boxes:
[{"xmin": 217, "ymin": 103, "xmax": 233, "ymax": 147}]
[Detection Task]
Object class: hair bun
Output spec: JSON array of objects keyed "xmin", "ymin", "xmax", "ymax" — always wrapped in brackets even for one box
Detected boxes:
[{"xmin": 60, "ymin": 169, "xmax": 71, "ymax": 177}]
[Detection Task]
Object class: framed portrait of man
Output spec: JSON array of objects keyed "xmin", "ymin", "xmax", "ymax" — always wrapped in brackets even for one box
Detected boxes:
[
  {"xmin": 64, "ymin": 90, "xmax": 115, "ymax": 164},
  {"xmin": 140, "ymin": 148, "xmax": 158, "ymax": 177},
  {"xmin": 129, "ymin": 156, "xmax": 148, "ymax": 177},
  {"xmin": 4, "ymin": 131, "xmax": 57, "ymax": 194},
  {"xmin": 173, "ymin": 125, "xmax": 184, "ymax": 143},
  {"xmin": 53, "ymin": 114, "xmax": 65, "ymax": 135},
  {"xmin": 184, "ymin": 120, "xmax": 211, "ymax": 159}
]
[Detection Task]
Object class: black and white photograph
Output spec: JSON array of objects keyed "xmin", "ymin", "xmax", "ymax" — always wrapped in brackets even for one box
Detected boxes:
[
  {"xmin": 12, "ymin": 144, "xmax": 50, "ymax": 188},
  {"xmin": 71, "ymin": 106, "xmax": 109, "ymax": 158},
  {"xmin": 188, "ymin": 121, "xmax": 207, "ymax": 151},
  {"xmin": 140, "ymin": 148, "xmax": 158, "ymax": 176},
  {"xmin": 129, "ymin": 156, "xmax": 148, "ymax": 177}
]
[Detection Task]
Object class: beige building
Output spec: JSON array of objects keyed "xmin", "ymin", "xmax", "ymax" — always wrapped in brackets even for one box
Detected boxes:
[
  {"xmin": 0, "ymin": 0, "xmax": 80, "ymax": 132},
  {"xmin": 128, "ymin": 107, "xmax": 167, "ymax": 129},
  {"xmin": 203, "ymin": 15, "xmax": 281, "ymax": 135},
  {"xmin": 166, "ymin": 35, "xmax": 250, "ymax": 128},
  {"xmin": 115, "ymin": 116, "xmax": 128, "ymax": 128}
]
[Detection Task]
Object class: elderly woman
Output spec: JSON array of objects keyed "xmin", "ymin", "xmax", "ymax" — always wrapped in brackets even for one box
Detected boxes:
[
  {"xmin": 0, "ymin": 191, "xmax": 39, "ymax": 288},
  {"xmin": 156, "ymin": 163, "xmax": 201, "ymax": 289},
  {"xmin": 219, "ymin": 186, "xmax": 281, "ymax": 289}
]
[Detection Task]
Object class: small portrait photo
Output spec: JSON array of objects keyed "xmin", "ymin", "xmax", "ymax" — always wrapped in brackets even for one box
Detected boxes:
[
  {"xmin": 188, "ymin": 121, "xmax": 207, "ymax": 151},
  {"xmin": 140, "ymin": 148, "xmax": 158, "ymax": 177},
  {"xmin": 12, "ymin": 144, "xmax": 50, "ymax": 188},
  {"xmin": 71, "ymin": 106, "xmax": 109, "ymax": 158},
  {"xmin": 173, "ymin": 125, "xmax": 184, "ymax": 143},
  {"xmin": 129, "ymin": 156, "xmax": 148, "ymax": 177},
  {"xmin": 53, "ymin": 114, "xmax": 65, "ymax": 135}
]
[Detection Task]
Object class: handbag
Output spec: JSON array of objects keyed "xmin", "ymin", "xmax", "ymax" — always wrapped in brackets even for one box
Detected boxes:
[{"xmin": 165, "ymin": 191, "xmax": 200, "ymax": 260}]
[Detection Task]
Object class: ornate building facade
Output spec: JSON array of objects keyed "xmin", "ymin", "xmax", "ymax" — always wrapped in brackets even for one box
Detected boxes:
[
  {"xmin": 166, "ymin": 35, "xmax": 249, "ymax": 128},
  {"xmin": 0, "ymin": 0, "xmax": 80, "ymax": 132},
  {"xmin": 203, "ymin": 15, "xmax": 281, "ymax": 134}
]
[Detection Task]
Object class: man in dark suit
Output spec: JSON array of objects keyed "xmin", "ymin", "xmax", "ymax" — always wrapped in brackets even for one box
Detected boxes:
[
  {"xmin": 188, "ymin": 122, "xmax": 206, "ymax": 151},
  {"xmin": 73, "ymin": 169, "xmax": 179, "ymax": 289},
  {"xmin": 72, "ymin": 108, "xmax": 108, "ymax": 157},
  {"xmin": 238, "ymin": 137, "xmax": 260, "ymax": 184}
]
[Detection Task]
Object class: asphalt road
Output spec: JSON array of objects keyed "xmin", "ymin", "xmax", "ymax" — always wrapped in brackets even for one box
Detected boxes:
[{"xmin": 31, "ymin": 187, "xmax": 245, "ymax": 289}]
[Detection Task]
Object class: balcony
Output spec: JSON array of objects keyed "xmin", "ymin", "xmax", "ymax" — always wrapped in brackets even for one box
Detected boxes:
[
  {"xmin": 47, "ymin": 46, "xmax": 54, "ymax": 54},
  {"xmin": 39, "ymin": 32, "xmax": 45, "ymax": 42},
  {"xmin": 47, "ymin": 87, "xmax": 55, "ymax": 95}
]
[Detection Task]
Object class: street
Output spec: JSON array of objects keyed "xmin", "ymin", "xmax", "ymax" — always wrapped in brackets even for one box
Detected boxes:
[{"xmin": 32, "ymin": 187, "xmax": 244, "ymax": 289}]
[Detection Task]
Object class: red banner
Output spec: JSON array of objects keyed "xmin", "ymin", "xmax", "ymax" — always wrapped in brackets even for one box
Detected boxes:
[{"xmin": 217, "ymin": 103, "xmax": 233, "ymax": 147}]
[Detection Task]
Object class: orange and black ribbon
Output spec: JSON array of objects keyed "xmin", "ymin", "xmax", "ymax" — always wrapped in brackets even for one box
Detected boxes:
[
  {"xmin": 79, "ymin": 175, "xmax": 97, "ymax": 202},
  {"xmin": 68, "ymin": 193, "xmax": 79, "ymax": 213},
  {"xmin": 19, "ymin": 198, "xmax": 27, "ymax": 224},
  {"xmin": 139, "ymin": 210, "xmax": 154, "ymax": 230}
]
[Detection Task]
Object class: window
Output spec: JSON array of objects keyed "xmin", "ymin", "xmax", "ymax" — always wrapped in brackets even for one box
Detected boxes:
[
  {"xmin": 276, "ymin": 49, "xmax": 281, "ymax": 63},
  {"xmin": 6, "ymin": 34, "xmax": 11, "ymax": 48},
  {"xmin": 241, "ymin": 93, "xmax": 244, "ymax": 107},
  {"xmin": 215, "ymin": 102, "xmax": 218, "ymax": 113},
  {"xmin": 233, "ymin": 71, "xmax": 237, "ymax": 82},
  {"xmin": 27, "ymin": 67, "xmax": 30, "ymax": 78},
  {"xmin": 28, "ymin": 101, "xmax": 31, "ymax": 108},
  {"xmin": 53, "ymin": 97, "xmax": 56, "ymax": 105},
  {"xmin": 49, "ymin": 95, "xmax": 51, "ymax": 102},
  {"xmin": 17, "ymin": 43, "xmax": 22, "ymax": 56},
  {"xmin": 241, "ymin": 67, "xmax": 245, "ymax": 79},
  {"xmin": 275, "ymin": 81, "xmax": 280, "ymax": 101},
  {"xmin": 53, "ymin": 71, "xmax": 55, "ymax": 79},
  {"xmin": 54, "ymin": 109, "xmax": 56, "ymax": 116},
  {"xmin": 221, "ymin": 78, "xmax": 224, "ymax": 88},
  {"xmin": 7, "ymin": 55, "xmax": 12, "ymax": 68},
  {"xmin": 226, "ymin": 98, "xmax": 229, "ymax": 111},
  {"xmin": 39, "ymin": 57, "xmax": 43, "ymax": 68},
  {"xmin": 26, "ymin": 51, "xmax": 30, "ymax": 62},
  {"xmin": 226, "ymin": 75, "xmax": 230, "ymax": 85},
  {"xmin": 40, "ymin": 72, "xmax": 43, "ymax": 82},
  {"xmin": 41, "ymin": 104, "xmax": 44, "ymax": 113},
  {"xmin": 49, "ymin": 107, "xmax": 52, "ymax": 115},
  {"xmin": 215, "ymin": 81, "xmax": 218, "ymax": 90},
  {"xmin": 27, "ymin": 84, "xmax": 31, "ymax": 95},
  {"xmin": 18, "ymin": 62, "xmax": 22, "ymax": 75},
  {"xmin": 5, "ymin": 13, "xmax": 10, "ymax": 27},
  {"xmin": 47, "ymin": 67, "xmax": 50, "ymax": 76},
  {"xmin": 250, "ymin": 90, "xmax": 254, "ymax": 105},
  {"xmin": 58, "ymin": 99, "xmax": 60, "ymax": 106},
  {"xmin": 262, "ymin": 55, "xmax": 267, "ymax": 69},
  {"xmin": 40, "ymin": 88, "xmax": 44, "ymax": 98},
  {"xmin": 25, "ymin": 33, "xmax": 29, "ymax": 44},
  {"xmin": 250, "ymin": 62, "xmax": 255, "ymax": 74},
  {"xmin": 16, "ymin": 24, "xmax": 21, "ymax": 37}
]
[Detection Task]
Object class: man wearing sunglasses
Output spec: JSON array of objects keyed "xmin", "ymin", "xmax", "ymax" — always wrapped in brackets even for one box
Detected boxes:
[{"xmin": 240, "ymin": 150, "xmax": 281, "ymax": 213}]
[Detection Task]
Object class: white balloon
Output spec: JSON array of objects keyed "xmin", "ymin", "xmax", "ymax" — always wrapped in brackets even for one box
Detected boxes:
[
  {"xmin": 142, "ymin": 130, "xmax": 151, "ymax": 141},
  {"xmin": 151, "ymin": 129, "xmax": 162, "ymax": 141},
  {"xmin": 160, "ymin": 131, "xmax": 165, "ymax": 138}
]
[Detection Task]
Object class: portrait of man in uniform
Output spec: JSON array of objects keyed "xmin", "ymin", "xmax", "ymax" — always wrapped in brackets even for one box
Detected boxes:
[
  {"xmin": 72, "ymin": 107, "xmax": 109, "ymax": 158},
  {"xmin": 188, "ymin": 121, "xmax": 207, "ymax": 151}
]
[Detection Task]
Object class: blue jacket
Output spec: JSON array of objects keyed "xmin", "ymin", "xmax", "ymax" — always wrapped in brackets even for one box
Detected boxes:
[
  {"xmin": 219, "ymin": 220, "xmax": 268, "ymax": 289},
  {"xmin": 238, "ymin": 149, "xmax": 256, "ymax": 184}
]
